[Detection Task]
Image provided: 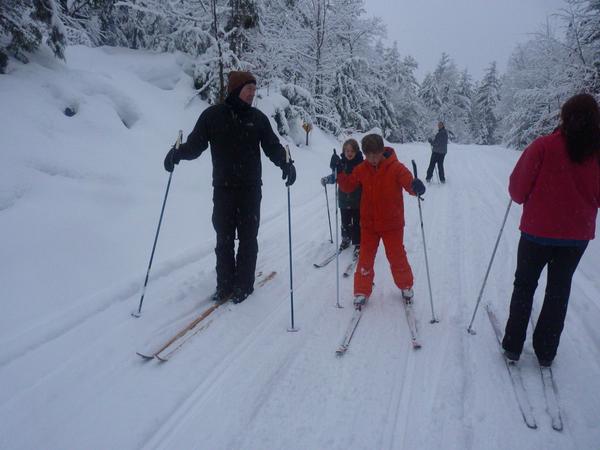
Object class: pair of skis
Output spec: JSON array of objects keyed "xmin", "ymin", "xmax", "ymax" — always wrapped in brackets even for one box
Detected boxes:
[
  {"xmin": 335, "ymin": 294, "xmax": 421, "ymax": 356},
  {"xmin": 486, "ymin": 304, "xmax": 563, "ymax": 431},
  {"xmin": 137, "ymin": 271, "xmax": 277, "ymax": 362}
]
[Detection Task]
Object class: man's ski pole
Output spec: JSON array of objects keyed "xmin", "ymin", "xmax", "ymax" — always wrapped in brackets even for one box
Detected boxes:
[
  {"xmin": 286, "ymin": 146, "xmax": 298, "ymax": 332},
  {"xmin": 411, "ymin": 160, "xmax": 438, "ymax": 323},
  {"xmin": 132, "ymin": 130, "xmax": 182, "ymax": 317},
  {"xmin": 467, "ymin": 199, "xmax": 513, "ymax": 334}
]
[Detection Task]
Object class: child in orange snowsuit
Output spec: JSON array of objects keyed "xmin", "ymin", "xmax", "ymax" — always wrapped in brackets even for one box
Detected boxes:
[{"xmin": 332, "ymin": 134, "xmax": 426, "ymax": 307}]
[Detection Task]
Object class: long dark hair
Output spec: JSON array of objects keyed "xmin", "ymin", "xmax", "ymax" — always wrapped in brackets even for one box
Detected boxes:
[{"xmin": 560, "ymin": 93, "xmax": 600, "ymax": 163}]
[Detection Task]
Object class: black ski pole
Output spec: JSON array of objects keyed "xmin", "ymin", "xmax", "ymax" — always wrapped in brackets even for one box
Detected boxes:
[
  {"xmin": 324, "ymin": 183, "xmax": 333, "ymax": 243},
  {"xmin": 467, "ymin": 199, "xmax": 512, "ymax": 334},
  {"xmin": 286, "ymin": 145, "xmax": 298, "ymax": 332},
  {"xmin": 132, "ymin": 130, "xmax": 182, "ymax": 318},
  {"xmin": 411, "ymin": 160, "xmax": 438, "ymax": 323}
]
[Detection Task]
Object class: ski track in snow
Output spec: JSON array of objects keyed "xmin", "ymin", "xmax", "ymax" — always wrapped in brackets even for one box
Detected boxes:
[{"xmin": 1, "ymin": 141, "xmax": 599, "ymax": 447}]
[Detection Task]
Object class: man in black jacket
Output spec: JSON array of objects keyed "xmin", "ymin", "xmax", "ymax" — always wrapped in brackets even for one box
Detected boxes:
[
  {"xmin": 163, "ymin": 71, "xmax": 296, "ymax": 304},
  {"xmin": 426, "ymin": 121, "xmax": 448, "ymax": 183}
]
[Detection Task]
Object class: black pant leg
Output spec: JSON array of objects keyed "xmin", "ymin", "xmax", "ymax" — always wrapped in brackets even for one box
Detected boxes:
[
  {"xmin": 234, "ymin": 185, "xmax": 262, "ymax": 292},
  {"xmin": 502, "ymin": 237, "xmax": 549, "ymax": 355},
  {"xmin": 533, "ymin": 243, "xmax": 587, "ymax": 361},
  {"xmin": 212, "ymin": 187, "xmax": 237, "ymax": 292},
  {"xmin": 350, "ymin": 209, "xmax": 361, "ymax": 245},
  {"xmin": 437, "ymin": 153, "xmax": 446, "ymax": 182},
  {"xmin": 340, "ymin": 209, "xmax": 351, "ymax": 240},
  {"xmin": 426, "ymin": 153, "xmax": 436, "ymax": 180}
]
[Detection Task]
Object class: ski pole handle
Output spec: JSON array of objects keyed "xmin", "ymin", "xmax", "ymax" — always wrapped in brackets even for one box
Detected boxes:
[
  {"xmin": 411, "ymin": 159, "xmax": 424, "ymax": 201},
  {"xmin": 175, "ymin": 129, "xmax": 182, "ymax": 149}
]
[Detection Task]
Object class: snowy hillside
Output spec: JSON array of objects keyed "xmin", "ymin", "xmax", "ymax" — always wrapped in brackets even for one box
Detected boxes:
[{"xmin": 0, "ymin": 47, "xmax": 599, "ymax": 450}]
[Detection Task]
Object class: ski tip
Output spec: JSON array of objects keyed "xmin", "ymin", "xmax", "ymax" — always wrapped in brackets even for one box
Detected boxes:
[
  {"xmin": 155, "ymin": 354, "xmax": 169, "ymax": 362},
  {"xmin": 136, "ymin": 352, "xmax": 155, "ymax": 360}
]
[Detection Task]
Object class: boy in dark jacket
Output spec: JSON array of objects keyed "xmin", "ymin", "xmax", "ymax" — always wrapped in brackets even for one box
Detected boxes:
[{"xmin": 321, "ymin": 139, "xmax": 363, "ymax": 256}]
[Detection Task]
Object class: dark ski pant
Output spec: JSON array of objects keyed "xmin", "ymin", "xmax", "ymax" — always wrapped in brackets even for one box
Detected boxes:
[
  {"xmin": 502, "ymin": 236, "xmax": 587, "ymax": 362},
  {"xmin": 212, "ymin": 186, "xmax": 261, "ymax": 294},
  {"xmin": 426, "ymin": 152, "xmax": 446, "ymax": 182},
  {"xmin": 340, "ymin": 208, "xmax": 360, "ymax": 245}
]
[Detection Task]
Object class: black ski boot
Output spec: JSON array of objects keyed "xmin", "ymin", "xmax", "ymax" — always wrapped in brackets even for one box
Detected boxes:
[
  {"xmin": 339, "ymin": 237, "xmax": 351, "ymax": 251},
  {"xmin": 211, "ymin": 287, "xmax": 232, "ymax": 302},
  {"xmin": 231, "ymin": 286, "xmax": 254, "ymax": 304}
]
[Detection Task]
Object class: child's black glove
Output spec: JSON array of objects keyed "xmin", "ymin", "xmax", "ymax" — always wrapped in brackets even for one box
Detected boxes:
[
  {"xmin": 412, "ymin": 178, "xmax": 426, "ymax": 196},
  {"xmin": 329, "ymin": 154, "xmax": 343, "ymax": 172}
]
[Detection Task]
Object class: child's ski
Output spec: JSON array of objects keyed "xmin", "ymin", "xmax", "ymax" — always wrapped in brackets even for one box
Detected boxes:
[
  {"xmin": 335, "ymin": 307, "xmax": 363, "ymax": 356},
  {"xmin": 402, "ymin": 296, "xmax": 421, "ymax": 349},
  {"xmin": 313, "ymin": 250, "xmax": 341, "ymax": 268},
  {"xmin": 342, "ymin": 258, "xmax": 358, "ymax": 278}
]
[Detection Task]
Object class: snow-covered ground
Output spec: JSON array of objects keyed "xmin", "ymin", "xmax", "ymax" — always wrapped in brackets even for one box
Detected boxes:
[{"xmin": 1, "ymin": 46, "xmax": 599, "ymax": 450}]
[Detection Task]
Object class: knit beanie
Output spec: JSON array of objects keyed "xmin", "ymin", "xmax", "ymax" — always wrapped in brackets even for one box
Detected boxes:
[{"xmin": 227, "ymin": 71, "xmax": 256, "ymax": 95}]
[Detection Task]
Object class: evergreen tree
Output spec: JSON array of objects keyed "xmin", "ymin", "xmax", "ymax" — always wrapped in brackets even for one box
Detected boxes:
[
  {"xmin": 473, "ymin": 62, "xmax": 501, "ymax": 145},
  {"xmin": 1, "ymin": 0, "xmax": 66, "ymax": 72},
  {"xmin": 453, "ymin": 69, "xmax": 474, "ymax": 142}
]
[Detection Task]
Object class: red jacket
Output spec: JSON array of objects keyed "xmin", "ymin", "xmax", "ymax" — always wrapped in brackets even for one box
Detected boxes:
[
  {"xmin": 509, "ymin": 130, "xmax": 599, "ymax": 240},
  {"xmin": 338, "ymin": 147, "xmax": 415, "ymax": 232}
]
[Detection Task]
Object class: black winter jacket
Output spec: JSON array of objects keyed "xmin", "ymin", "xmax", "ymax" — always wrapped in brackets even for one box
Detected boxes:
[
  {"xmin": 175, "ymin": 95, "xmax": 287, "ymax": 187},
  {"xmin": 430, "ymin": 127, "xmax": 448, "ymax": 154},
  {"xmin": 323, "ymin": 152, "xmax": 363, "ymax": 209}
]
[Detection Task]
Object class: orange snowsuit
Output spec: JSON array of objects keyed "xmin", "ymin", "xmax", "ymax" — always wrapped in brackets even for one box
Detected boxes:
[{"xmin": 337, "ymin": 147, "xmax": 416, "ymax": 297}]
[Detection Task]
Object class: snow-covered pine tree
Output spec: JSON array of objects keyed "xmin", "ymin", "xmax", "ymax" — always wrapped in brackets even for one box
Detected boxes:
[
  {"xmin": 472, "ymin": 62, "xmax": 501, "ymax": 145},
  {"xmin": 453, "ymin": 69, "xmax": 474, "ymax": 143},
  {"xmin": 381, "ymin": 44, "xmax": 426, "ymax": 142},
  {"xmin": 0, "ymin": 0, "xmax": 66, "ymax": 72}
]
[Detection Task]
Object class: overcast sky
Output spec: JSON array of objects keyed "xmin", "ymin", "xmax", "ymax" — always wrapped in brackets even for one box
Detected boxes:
[{"xmin": 363, "ymin": 0, "xmax": 566, "ymax": 80}]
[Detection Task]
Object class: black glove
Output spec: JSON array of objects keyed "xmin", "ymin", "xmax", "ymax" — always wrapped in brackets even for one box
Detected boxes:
[
  {"xmin": 412, "ymin": 178, "xmax": 426, "ymax": 196},
  {"xmin": 329, "ymin": 153, "xmax": 343, "ymax": 172},
  {"xmin": 163, "ymin": 146, "xmax": 181, "ymax": 173},
  {"xmin": 282, "ymin": 160, "xmax": 296, "ymax": 186}
]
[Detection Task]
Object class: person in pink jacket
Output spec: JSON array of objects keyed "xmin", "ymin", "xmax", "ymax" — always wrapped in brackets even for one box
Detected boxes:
[{"xmin": 502, "ymin": 93, "xmax": 600, "ymax": 367}]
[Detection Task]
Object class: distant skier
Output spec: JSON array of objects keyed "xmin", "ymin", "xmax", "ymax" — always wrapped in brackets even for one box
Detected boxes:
[
  {"xmin": 426, "ymin": 121, "xmax": 448, "ymax": 183},
  {"xmin": 321, "ymin": 138, "xmax": 363, "ymax": 257},
  {"xmin": 501, "ymin": 93, "xmax": 600, "ymax": 367},
  {"xmin": 163, "ymin": 71, "xmax": 296, "ymax": 304},
  {"xmin": 331, "ymin": 133, "xmax": 426, "ymax": 308}
]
